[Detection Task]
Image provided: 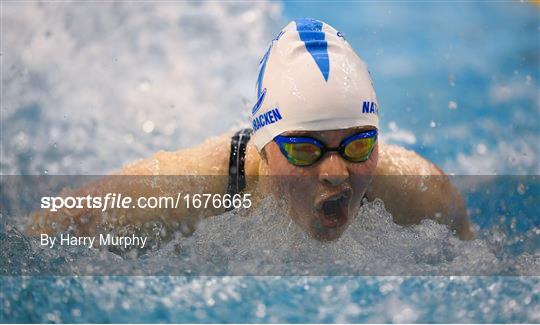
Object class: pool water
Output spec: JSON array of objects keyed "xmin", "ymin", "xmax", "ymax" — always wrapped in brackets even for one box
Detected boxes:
[{"xmin": 1, "ymin": 1, "xmax": 539, "ymax": 323}]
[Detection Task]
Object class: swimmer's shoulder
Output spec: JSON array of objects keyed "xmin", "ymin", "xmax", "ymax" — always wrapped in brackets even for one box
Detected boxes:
[
  {"xmin": 196, "ymin": 130, "xmax": 260, "ymax": 176},
  {"xmin": 372, "ymin": 143, "xmax": 474, "ymax": 240},
  {"xmin": 120, "ymin": 132, "xmax": 236, "ymax": 175},
  {"xmin": 376, "ymin": 143, "xmax": 444, "ymax": 176}
]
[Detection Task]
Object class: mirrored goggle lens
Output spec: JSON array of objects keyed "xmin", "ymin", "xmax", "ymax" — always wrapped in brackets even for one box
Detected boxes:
[
  {"xmin": 282, "ymin": 142, "xmax": 322, "ymax": 166},
  {"xmin": 343, "ymin": 137, "xmax": 376, "ymax": 162}
]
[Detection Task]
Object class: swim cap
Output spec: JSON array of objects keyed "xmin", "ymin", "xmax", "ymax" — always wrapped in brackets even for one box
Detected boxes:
[{"xmin": 250, "ymin": 18, "xmax": 379, "ymax": 151}]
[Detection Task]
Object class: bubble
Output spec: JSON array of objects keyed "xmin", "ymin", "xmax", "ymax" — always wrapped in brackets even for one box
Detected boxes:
[
  {"xmin": 448, "ymin": 100, "xmax": 458, "ymax": 110},
  {"xmin": 429, "ymin": 120, "xmax": 437, "ymax": 128}
]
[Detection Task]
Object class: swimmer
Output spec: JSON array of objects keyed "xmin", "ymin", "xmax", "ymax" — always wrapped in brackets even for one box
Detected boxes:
[{"xmin": 27, "ymin": 19, "xmax": 474, "ymax": 241}]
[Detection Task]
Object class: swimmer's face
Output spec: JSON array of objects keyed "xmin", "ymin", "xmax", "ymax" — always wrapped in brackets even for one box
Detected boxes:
[{"xmin": 263, "ymin": 126, "xmax": 378, "ymax": 241}]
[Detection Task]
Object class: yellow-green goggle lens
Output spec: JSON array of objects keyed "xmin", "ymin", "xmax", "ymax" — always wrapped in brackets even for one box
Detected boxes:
[
  {"xmin": 282, "ymin": 142, "xmax": 322, "ymax": 166},
  {"xmin": 343, "ymin": 137, "xmax": 375, "ymax": 162}
]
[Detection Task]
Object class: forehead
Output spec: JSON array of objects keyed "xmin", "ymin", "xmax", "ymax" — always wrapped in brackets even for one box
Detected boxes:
[{"xmin": 281, "ymin": 126, "xmax": 376, "ymax": 143}]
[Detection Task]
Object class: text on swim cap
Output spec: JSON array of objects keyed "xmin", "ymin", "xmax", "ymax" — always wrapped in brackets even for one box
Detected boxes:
[
  {"xmin": 252, "ymin": 108, "xmax": 283, "ymax": 132},
  {"xmin": 362, "ymin": 101, "xmax": 379, "ymax": 114}
]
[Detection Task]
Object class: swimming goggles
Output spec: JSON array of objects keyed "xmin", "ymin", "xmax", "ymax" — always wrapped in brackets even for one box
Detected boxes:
[{"xmin": 274, "ymin": 129, "xmax": 378, "ymax": 166}]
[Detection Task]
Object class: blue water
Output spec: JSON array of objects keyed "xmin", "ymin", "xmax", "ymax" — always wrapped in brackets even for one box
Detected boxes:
[
  {"xmin": 3, "ymin": 276, "xmax": 539, "ymax": 323},
  {"xmin": 285, "ymin": 1, "xmax": 539, "ymax": 175},
  {"xmin": 1, "ymin": 1, "xmax": 539, "ymax": 323}
]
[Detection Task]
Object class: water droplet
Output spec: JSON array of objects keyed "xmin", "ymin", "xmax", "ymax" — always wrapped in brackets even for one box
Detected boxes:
[
  {"xmin": 255, "ymin": 302, "xmax": 266, "ymax": 318},
  {"xmin": 517, "ymin": 183, "xmax": 526, "ymax": 195},
  {"xmin": 124, "ymin": 133, "xmax": 134, "ymax": 144},
  {"xmin": 448, "ymin": 100, "xmax": 458, "ymax": 110},
  {"xmin": 138, "ymin": 79, "xmax": 151, "ymax": 92},
  {"xmin": 142, "ymin": 120, "xmax": 155, "ymax": 133},
  {"xmin": 476, "ymin": 143, "xmax": 487, "ymax": 155},
  {"xmin": 429, "ymin": 120, "xmax": 437, "ymax": 128},
  {"xmin": 241, "ymin": 10, "xmax": 257, "ymax": 24},
  {"xmin": 43, "ymin": 169, "xmax": 49, "ymax": 174},
  {"xmin": 448, "ymin": 74, "xmax": 456, "ymax": 87}
]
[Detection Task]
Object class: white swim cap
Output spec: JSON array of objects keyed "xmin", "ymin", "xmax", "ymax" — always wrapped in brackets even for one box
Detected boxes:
[{"xmin": 250, "ymin": 18, "xmax": 379, "ymax": 151}]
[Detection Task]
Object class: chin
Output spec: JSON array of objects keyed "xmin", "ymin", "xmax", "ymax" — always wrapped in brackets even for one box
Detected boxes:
[{"xmin": 310, "ymin": 224, "xmax": 348, "ymax": 242}]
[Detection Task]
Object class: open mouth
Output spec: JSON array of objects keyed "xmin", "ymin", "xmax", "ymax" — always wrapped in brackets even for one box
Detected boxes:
[{"xmin": 316, "ymin": 190, "xmax": 352, "ymax": 229}]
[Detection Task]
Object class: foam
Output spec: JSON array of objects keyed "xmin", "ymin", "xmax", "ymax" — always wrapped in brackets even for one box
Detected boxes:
[{"xmin": 2, "ymin": 197, "xmax": 537, "ymax": 276}]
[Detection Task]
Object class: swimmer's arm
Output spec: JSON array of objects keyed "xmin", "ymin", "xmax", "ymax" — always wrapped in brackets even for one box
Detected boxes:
[
  {"xmin": 26, "ymin": 133, "xmax": 235, "ymax": 237},
  {"xmin": 367, "ymin": 144, "xmax": 475, "ymax": 240}
]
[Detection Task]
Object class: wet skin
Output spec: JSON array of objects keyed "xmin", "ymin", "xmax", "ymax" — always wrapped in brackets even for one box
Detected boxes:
[
  {"xmin": 261, "ymin": 126, "xmax": 378, "ymax": 241},
  {"xmin": 27, "ymin": 127, "xmax": 474, "ymax": 241}
]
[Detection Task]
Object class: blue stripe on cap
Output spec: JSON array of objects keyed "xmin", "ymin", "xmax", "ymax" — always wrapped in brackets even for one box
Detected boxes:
[
  {"xmin": 252, "ymin": 87, "xmax": 266, "ymax": 114},
  {"xmin": 294, "ymin": 18, "xmax": 329, "ymax": 82},
  {"xmin": 256, "ymin": 48, "xmax": 270, "ymax": 98},
  {"xmin": 256, "ymin": 30, "xmax": 285, "ymax": 99}
]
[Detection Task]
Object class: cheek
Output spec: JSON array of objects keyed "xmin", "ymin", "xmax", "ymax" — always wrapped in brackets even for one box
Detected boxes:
[
  {"xmin": 348, "ymin": 143, "xmax": 378, "ymax": 200},
  {"xmin": 264, "ymin": 143, "xmax": 318, "ymax": 223}
]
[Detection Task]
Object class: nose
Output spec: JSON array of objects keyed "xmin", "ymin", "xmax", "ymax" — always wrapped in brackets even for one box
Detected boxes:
[{"xmin": 318, "ymin": 153, "xmax": 350, "ymax": 186}]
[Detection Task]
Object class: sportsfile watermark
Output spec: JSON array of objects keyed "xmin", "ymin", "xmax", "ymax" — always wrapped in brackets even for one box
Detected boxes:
[
  {"xmin": 1, "ymin": 175, "xmax": 538, "ymax": 276},
  {"xmin": 40, "ymin": 193, "xmax": 253, "ymax": 212}
]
